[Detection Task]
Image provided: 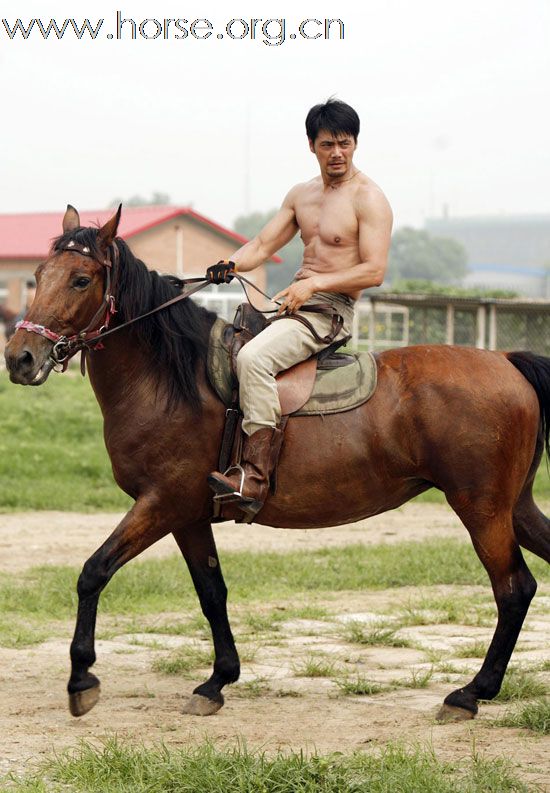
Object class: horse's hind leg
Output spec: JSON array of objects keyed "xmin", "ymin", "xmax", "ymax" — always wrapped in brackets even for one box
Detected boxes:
[
  {"xmin": 172, "ymin": 522, "xmax": 240, "ymax": 716},
  {"xmin": 513, "ymin": 487, "xmax": 550, "ymax": 563},
  {"xmin": 437, "ymin": 497, "xmax": 537, "ymax": 722},
  {"xmin": 68, "ymin": 497, "xmax": 172, "ymax": 717},
  {"xmin": 510, "ymin": 432, "xmax": 550, "ymax": 562}
]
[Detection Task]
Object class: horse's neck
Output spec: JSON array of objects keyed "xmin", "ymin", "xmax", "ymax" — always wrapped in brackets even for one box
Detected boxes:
[
  {"xmin": 84, "ymin": 331, "xmax": 211, "ymax": 422},
  {"xmin": 86, "ymin": 334, "xmax": 155, "ymax": 415}
]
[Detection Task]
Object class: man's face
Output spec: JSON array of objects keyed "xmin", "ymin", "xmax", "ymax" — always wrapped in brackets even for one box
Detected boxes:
[{"xmin": 309, "ymin": 129, "xmax": 357, "ymax": 179}]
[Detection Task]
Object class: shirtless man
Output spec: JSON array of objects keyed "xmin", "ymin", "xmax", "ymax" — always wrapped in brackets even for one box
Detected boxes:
[{"xmin": 206, "ymin": 98, "xmax": 393, "ymax": 519}]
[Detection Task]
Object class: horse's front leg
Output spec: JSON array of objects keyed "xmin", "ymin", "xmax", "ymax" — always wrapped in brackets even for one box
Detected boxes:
[
  {"xmin": 173, "ymin": 522, "xmax": 240, "ymax": 716},
  {"xmin": 68, "ymin": 496, "xmax": 171, "ymax": 717}
]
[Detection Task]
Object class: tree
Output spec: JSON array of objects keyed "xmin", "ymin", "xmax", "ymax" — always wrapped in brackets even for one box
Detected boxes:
[
  {"xmin": 233, "ymin": 209, "xmax": 303, "ymax": 293},
  {"xmin": 389, "ymin": 227, "xmax": 468, "ymax": 285}
]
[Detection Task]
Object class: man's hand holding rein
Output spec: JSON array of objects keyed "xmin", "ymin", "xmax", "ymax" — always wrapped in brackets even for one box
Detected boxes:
[
  {"xmin": 206, "ymin": 260, "xmax": 237, "ymax": 284},
  {"xmin": 273, "ymin": 279, "xmax": 317, "ymax": 314}
]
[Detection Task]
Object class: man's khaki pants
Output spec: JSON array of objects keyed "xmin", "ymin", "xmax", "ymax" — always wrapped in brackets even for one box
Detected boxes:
[{"xmin": 237, "ymin": 292, "xmax": 355, "ymax": 435}]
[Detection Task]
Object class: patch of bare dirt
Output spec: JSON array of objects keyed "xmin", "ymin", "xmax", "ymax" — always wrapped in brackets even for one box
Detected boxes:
[
  {"xmin": 0, "ymin": 502, "xmax": 466, "ymax": 573},
  {"xmin": 0, "ymin": 503, "xmax": 549, "ymax": 789}
]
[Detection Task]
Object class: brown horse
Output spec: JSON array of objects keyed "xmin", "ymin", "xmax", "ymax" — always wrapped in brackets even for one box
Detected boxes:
[{"xmin": 5, "ymin": 206, "xmax": 550, "ymax": 723}]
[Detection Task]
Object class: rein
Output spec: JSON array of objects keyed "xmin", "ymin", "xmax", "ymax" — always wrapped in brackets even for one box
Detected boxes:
[{"xmin": 16, "ymin": 244, "xmax": 343, "ymax": 370}]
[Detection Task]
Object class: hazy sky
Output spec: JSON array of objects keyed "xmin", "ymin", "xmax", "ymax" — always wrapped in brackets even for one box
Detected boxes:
[{"xmin": 1, "ymin": 0, "xmax": 549, "ymax": 230}]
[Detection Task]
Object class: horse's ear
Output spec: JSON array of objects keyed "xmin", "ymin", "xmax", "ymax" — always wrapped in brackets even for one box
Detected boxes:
[
  {"xmin": 98, "ymin": 204, "xmax": 122, "ymax": 247},
  {"xmin": 62, "ymin": 204, "xmax": 80, "ymax": 233}
]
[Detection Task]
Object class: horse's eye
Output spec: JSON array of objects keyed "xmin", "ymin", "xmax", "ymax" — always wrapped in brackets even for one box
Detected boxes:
[{"xmin": 73, "ymin": 276, "xmax": 91, "ymax": 289}]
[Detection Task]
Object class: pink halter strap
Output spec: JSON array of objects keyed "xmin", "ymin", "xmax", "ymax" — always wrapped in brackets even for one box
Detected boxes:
[{"xmin": 15, "ymin": 320, "xmax": 64, "ymax": 343}]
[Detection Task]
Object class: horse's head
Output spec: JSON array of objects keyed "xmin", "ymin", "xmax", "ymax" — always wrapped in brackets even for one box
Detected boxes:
[{"xmin": 5, "ymin": 205, "xmax": 121, "ymax": 385}]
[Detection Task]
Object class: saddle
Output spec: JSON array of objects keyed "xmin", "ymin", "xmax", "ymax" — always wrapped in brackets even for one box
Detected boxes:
[{"xmin": 225, "ymin": 302, "xmax": 356, "ymax": 414}]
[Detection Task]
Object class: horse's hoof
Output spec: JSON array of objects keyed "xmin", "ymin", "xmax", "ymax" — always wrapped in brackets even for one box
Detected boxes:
[
  {"xmin": 181, "ymin": 693, "xmax": 223, "ymax": 716},
  {"xmin": 436, "ymin": 702, "xmax": 475, "ymax": 723},
  {"xmin": 68, "ymin": 685, "xmax": 101, "ymax": 717}
]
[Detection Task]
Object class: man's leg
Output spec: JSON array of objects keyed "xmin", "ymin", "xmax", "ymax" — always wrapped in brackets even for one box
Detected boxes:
[
  {"xmin": 237, "ymin": 314, "xmax": 333, "ymax": 434},
  {"xmin": 208, "ymin": 303, "xmax": 352, "ymax": 519}
]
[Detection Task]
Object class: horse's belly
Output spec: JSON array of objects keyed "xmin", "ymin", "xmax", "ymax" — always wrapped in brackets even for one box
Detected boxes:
[{"xmin": 256, "ymin": 411, "xmax": 419, "ymax": 529}]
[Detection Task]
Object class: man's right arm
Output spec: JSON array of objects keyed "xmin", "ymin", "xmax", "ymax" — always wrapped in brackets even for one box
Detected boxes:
[{"xmin": 231, "ymin": 187, "xmax": 300, "ymax": 273}]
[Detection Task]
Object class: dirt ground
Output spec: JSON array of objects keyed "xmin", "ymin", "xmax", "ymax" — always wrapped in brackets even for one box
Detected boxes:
[{"xmin": 0, "ymin": 502, "xmax": 549, "ymax": 789}]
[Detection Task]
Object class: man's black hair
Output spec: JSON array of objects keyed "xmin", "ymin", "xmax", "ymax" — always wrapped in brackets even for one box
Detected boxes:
[{"xmin": 305, "ymin": 99, "xmax": 360, "ymax": 143}]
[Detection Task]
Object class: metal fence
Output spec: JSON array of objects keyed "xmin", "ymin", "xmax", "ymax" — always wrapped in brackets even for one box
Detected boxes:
[
  {"xmin": 351, "ymin": 294, "xmax": 550, "ymax": 355},
  {"xmin": 187, "ymin": 291, "xmax": 550, "ymax": 355}
]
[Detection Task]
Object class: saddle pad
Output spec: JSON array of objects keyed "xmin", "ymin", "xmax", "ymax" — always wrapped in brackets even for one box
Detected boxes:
[{"xmin": 207, "ymin": 318, "xmax": 377, "ymax": 416}]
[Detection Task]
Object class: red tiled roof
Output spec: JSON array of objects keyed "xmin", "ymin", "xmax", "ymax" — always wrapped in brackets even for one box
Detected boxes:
[{"xmin": 0, "ymin": 205, "xmax": 282, "ymax": 262}]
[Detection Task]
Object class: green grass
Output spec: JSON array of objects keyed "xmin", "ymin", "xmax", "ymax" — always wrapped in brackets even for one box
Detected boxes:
[
  {"xmin": 283, "ymin": 604, "xmax": 330, "ymax": 620},
  {"xmin": 342, "ymin": 620, "xmax": 412, "ymax": 647},
  {"xmin": 242, "ymin": 611, "xmax": 282, "ymax": 633},
  {"xmin": 397, "ymin": 594, "xmax": 495, "ymax": 628},
  {"xmin": 335, "ymin": 676, "xmax": 390, "ymax": 696},
  {"xmin": 405, "ymin": 667, "xmax": 434, "ymax": 689},
  {"xmin": 0, "ymin": 538, "xmax": 550, "ymax": 647},
  {"xmin": 336, "ymin": 667, "xmax": 434, "ymax": 695},
  {"xmin": 232, "ymin": 677, "xmax": 271, "ymax": 698},
  {"xmin": 0, "ymin": 372, "xmax": 132, "ymax": 511},
  {"xmin": 494, "ymin": 666, "xmax": 548, "ymax": 703},
  {"xmin": 151, "ymin": 645, "xmax": 213, "ymax": 676},
  {"xmin": 497, "ymin": 698, "xmax": 550, "ymax": 734},
  {"xmin": 435, "ymin": 660, "xmax": 470, "ymax": 675},
  {"xmin": 293, "ymin": 655, "xmax": 339, "ymax": 678},
  {"xmin": 135, "ymin": 614, "xmax": 209, "ymax": 637},
  {"xmin": 3, "ymin": 738, "xmax": 534, "ymax": 793},
  {"xmin": 0, "ymin": 616, "xmax": 50, "ymax": 648},
  {"xmin": 274, "ymin": 688, "xmax": 302, "ymax": 698},
  {"xmin": 454, "ymin": 641, "xmax": 488, "ymax": 659}
]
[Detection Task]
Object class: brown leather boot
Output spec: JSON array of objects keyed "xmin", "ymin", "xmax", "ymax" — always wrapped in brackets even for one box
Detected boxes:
[{"xmin": 208, "ymin": 427, "xmax": 284, "ymax": 521}]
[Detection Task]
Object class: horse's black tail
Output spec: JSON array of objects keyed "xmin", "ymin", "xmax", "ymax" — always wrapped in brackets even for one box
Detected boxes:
[{"xmin": 507, "ymin": 351, "xmax": 550, "ymax": 458}]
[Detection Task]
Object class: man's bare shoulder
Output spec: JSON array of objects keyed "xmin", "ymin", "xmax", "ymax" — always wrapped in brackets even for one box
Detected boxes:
[
  {"xmin": 283, "ymin": 178, "xmax": 322, "ymax": 205},
  {"xmin": 354, "ymin": 175, "xmax": 393, "ymax": 222}
]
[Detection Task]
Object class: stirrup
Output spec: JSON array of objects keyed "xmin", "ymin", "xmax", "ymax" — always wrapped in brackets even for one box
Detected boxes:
[{"xmin": 211, "ymin": 464, "xmax": 246, "ymax": 503}]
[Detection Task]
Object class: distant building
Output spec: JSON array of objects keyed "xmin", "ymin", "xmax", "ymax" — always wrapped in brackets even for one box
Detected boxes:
[
  {"xmin": 0, "ymin": 206, "xmax": 280, "ymax": 317},
  {"xmin": 426, "ymin": 214, "xmax": 550, "ymax": 296}
]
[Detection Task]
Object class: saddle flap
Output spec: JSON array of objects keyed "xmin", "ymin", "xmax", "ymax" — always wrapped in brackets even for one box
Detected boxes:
[
  {"xmin": 229, "ymin": 303, "xmax": 269, "ymax": 380},
  {"xmin": 233, "ymin": 303, "xmax": 267, "ymax": 335},
  {"xmin": 276, "ymin": 357, "xmax": 318, "ymax": 415}
]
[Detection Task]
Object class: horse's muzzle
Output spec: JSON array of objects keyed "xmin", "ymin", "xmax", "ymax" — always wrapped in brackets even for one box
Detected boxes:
[{"xmin": 5, "ymin": 336, "xmax": 55, "ymax": 386}]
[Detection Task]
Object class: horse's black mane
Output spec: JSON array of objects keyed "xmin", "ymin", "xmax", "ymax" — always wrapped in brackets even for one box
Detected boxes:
[{"xmin": 53, "ymin": 227, "xmax": 218, "ymax": 410}]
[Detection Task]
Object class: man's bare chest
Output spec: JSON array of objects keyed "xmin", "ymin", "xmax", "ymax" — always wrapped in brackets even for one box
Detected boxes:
[{"xmin": 294, "ymin": 191, "xmax": 359, "ymax": 245}]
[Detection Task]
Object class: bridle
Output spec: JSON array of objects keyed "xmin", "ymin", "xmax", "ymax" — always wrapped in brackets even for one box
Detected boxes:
[
  {"xmin": 17, "ymin": 240, "xmax": 119, "ymax": 367},
  {"xmin": 16, "ymin": 240, "xmax": 212, "ymax": 370}
]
